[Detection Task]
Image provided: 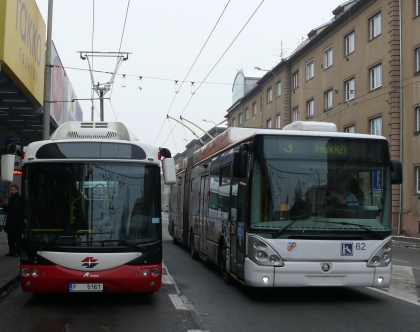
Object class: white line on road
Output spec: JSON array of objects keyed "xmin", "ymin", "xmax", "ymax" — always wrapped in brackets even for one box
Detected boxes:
[
  {"xmin": 392, "ymin": 259, "xmax": 411, "ymax": 263},
  {"xmin": 162, "ymin": 275, "xmax": 175, "ymax": 284},
  {"xmin": 169, "ymin": 294, "xmax": 191, "ymax": 310},
  {"xmin": 368, "ymin": 264, "xmax": 420, "ymax": 306}
]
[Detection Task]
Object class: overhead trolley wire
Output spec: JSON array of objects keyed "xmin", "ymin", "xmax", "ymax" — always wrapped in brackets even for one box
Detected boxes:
[
  {"xmin": 159, "ymin": 0, "xmax": 266, "ymax": 148},
  {"xmin": 109, "ymin": 0, "xmax": 131, "ymax": 104},
  {"xmin": 153, "ymin": 0, "xmax": 231, "ymax": 148}
]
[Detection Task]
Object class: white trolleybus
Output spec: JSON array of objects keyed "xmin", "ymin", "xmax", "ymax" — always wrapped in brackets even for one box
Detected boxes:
[
  {"xmin": 168, "ymin": 121, "xmax": 402, "ymax": 288},
  {"xmin": 1, "ymin": 121, "xmax": 176, "ymax": 293}
]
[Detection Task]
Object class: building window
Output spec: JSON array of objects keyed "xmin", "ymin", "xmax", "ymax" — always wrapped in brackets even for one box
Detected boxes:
[
  {"xmin": 417, "ymin": 0, "xmax": 420, "ymax": 16},
  {"xmin": 323, "ymin": 46, "xmax": 333, "ymax": 69},
  {"xmin": 276, "ymin": 81, "xmax": 281, "ymax": 97},
  {"xmin": 293, "ymin": 71, "xmax": 299, "ymax": 89},
  {"xmin": 306, "ymin": 59, "xmax": 314, "ymax": 80},
  {"xmin": 417, "ymin": 167, "xmax": 420, "ymax": 193},
  {"xmin": 370, "ymin": 117, "xmax": 382, "ymax": 135},
  {"xmin": 232, "ymin": 118, "xmax": 236, "ymax": 127},
  {"xmin": 252, "ymin": 102, "xmax": 257, "ymax": 116},
  {"xmin": 276, "ymin": 114, "xmax": 281, "ymax": 129},
  {"xmin": 307, "ymin": 99, "xmax": 314, "ymax": 118},
  {"xmin": 345, "ymin": 32, "xmax": 355, "ymax": 55},
  {"xmin": 267, "ymin": 119, "xmax": 272, "ymax": 129},
  {"xmin": 370, "ymin": 13, "xmax": 381, "ymax": 39},
  {"xmin": 292, "ymin": 107, "xmax": 299, "ymax": 122},
  {"xmin": 416, "ymin": 107, "xmax": 420, "ymax": 131},
  {"xmin": 416, "ymin": 48, "xmax": 420, "ymax": 71},
  {"xmin": 324, "ymin": 89, "xmax": 333, "ymax": 110},
  {"xmin": 239, "ymin": 113, "xmax": 243, "ymax": 126},
  {"xmin": 245, "ymin": 108, "xmax": 249, "ymax": 121},
  {"xmin": 267, "ymin": 88, "xmax": 272, "ymax": 103},
  {"xmin": 345, "ymin": 126, "xmax": 355, "ymax": 133},
  {"xmin": 345, "ymin": 78, "xmax": 355, "ymax": 101},
  {"xmin": 370, "ymin": 64, "xmax": 382, "ymax": 90}
]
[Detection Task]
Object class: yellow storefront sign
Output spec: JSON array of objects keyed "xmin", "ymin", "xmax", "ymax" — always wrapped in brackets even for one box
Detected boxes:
[{"xmin": 0, "ymin": 0, "xmax": 46, "ymax": 106}]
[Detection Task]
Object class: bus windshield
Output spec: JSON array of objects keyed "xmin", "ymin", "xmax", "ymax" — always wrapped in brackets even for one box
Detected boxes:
[
  {"xmin": 250, "ymin": 136, "xmax": 392, "ymax": 235},
  {"xmin": 23, "ymin": 162, "xmax": 161, "ymax": 247}
]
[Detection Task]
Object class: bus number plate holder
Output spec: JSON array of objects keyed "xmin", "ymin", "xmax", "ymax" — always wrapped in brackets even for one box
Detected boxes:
[{"xmin": 69, "ymin": 283, "xmax": 103, "ymax": 292}]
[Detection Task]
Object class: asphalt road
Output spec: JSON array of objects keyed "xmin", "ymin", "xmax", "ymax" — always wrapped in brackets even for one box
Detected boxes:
[{"xmin": 0, "ymin": 213, "xmax": 418, "ymax": 332}]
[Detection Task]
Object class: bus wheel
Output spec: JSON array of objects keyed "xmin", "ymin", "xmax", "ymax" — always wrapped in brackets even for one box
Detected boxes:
[
  {"xmin": 190, "ymin": 231, "xmax": 198, "ymax": 260},
  {"xmin": 219, "ymin": 241, "xmax": 231, "ymax": 284},
  {"xmin": 172, "ymin": 224, "xmax": 177, "ymax": 245}
]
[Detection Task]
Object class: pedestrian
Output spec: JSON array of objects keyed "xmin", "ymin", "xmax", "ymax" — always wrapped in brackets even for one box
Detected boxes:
[{"xmin": 2, "ymin": 184, "xmax": 23, "ymax": 257}]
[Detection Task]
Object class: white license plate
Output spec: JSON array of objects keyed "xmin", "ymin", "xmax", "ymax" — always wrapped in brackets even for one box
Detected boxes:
[{"xmin": 69, "ymin": 283, "xmax": 103, "ymax": 292}]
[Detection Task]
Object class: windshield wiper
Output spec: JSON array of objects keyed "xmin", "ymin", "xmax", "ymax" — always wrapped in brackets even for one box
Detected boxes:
[
  {"xmin": 272, "ymin": 209, "xmax": 337, "ymax": 239},
  {"xmin": 312, "ymin": 220, "xmax": 383, "ymax": 239},
  {"xmin": 272, "ymin": 213, "xmax": 314, "ymax": 238}
]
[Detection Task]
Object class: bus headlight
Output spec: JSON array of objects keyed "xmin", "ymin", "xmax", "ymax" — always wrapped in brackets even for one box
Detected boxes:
[
  {"xmin": 142, "ymin": 269, "xmax": 150, "ymax": 276},
  {"xmin": 248, "ymin": 235, "xmax": 284, "ymax": 267},
  {"xmin": 367, "ymin": 238, "xmax": 392, "ymax": 267},
  {"xmin": 21, "ymin": 268, "xmax": 30, "ymax": 277},
  {"xmin": 151, "ymin": 267, "xmax": 160, "ymax": 276}
]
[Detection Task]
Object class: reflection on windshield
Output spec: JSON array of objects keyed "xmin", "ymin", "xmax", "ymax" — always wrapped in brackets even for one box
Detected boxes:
[
  {"xmin": 250, "ymin": 136, "xmax": 391, "ymax": 233},
  {"xmin": 23, "ymin": 162, "xmax": 161, "ymax": 246}
]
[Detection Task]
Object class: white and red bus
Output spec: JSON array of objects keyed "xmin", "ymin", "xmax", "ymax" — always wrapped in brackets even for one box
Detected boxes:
[
  {"xmin": 1, "ymin": 121, "xmax": 176, "ymax": 293},
  {"xmin": 168, "ymin": 121, "xmax": 402, "ymax": 288}
]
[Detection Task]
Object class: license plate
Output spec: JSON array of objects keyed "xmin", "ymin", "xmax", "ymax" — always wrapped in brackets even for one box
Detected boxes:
[{"xmin": 69, "ymin": 283, "xmax": 103, "ymax": 292}]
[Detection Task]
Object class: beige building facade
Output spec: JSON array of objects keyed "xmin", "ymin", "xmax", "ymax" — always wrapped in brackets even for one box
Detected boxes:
[{"xmin": 225, "ymin": 0, "xmax": 420, "ymax": 237}]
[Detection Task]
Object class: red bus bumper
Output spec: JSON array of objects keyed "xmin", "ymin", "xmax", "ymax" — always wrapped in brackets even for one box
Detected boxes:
[{"xmin": 20, "ymin": 263, "xmax": 162, "ymax": 293}]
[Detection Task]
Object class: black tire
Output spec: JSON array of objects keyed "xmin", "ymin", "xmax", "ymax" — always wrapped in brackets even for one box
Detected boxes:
[
  {"xmin": 190, "ymin": 231, "xmax": 199, "ymax": 260},
  {"xmin": 219, "ymin": 240, "xmax": 232, "ymax": 284}
]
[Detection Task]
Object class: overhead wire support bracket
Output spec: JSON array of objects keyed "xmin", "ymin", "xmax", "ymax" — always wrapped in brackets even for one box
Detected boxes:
[
  {"xmin": 78, "ymin": 51, "xmax": 131, "ymax": 121},
  {"xmin": 166, "ymin": 115, "xmax": 204, "ymax": 146}
]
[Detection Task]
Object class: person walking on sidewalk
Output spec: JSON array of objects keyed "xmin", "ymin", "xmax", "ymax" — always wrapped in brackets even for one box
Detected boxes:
[{"xmin": 2, "ymin": 184, "xmax": 22, "ymax": 257}]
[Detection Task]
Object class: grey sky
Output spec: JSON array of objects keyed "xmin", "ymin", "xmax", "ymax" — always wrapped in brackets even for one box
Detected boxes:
[{"xmin": 35, "ymin": 0, "xmax": 342, "ymax": 155}]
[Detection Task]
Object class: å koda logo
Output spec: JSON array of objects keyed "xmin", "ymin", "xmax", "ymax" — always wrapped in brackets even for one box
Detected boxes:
[{"xmin": 15, "ymin": 0, "xmax": 43, "ymax": 68}]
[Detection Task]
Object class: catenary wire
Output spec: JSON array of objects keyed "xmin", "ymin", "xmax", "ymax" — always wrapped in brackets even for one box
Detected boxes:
[{"xmin": 159, "ymin": 0, "xmax": 266, "ymax": 149}]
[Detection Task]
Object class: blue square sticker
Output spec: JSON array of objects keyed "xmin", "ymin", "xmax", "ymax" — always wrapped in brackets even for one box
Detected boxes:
[{"xmin": 341, "ymin": 243, "xmax": 353, "ymax": 256}]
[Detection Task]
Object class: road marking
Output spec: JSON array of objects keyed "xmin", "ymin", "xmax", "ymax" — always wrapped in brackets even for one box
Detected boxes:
[
  {"xmin": 389, "ymin": 265, "xmax": 418, "ymax": 303},
  {"xmin": 368, "ymin": 287, "xmax": 420, "ymax": 306},
  {"xmin": 169, "ymin": 294, "xmax": 190, "ymax": 310},
  {"xmin": 368, "ymin": 265, "xmax": 420, "ymax": 306},
  {"xmin": 393, "ymin": 259, "xmax": 410, "ymax": 263},
  {"xmin": 162, "ymin": 275, "xmax": 175, "ymax": 284}
]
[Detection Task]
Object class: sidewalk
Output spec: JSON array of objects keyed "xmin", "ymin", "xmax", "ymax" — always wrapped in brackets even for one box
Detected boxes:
[{"xmin": 0, "ymin": 230, "xmax": 20, "ymax": 295}]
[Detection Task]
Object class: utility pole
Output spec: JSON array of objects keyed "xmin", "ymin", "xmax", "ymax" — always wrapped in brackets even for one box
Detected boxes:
[
  {"xmin": 42, "ymin": 0, "xmax": 53, "ymax": 140},
  {"xmin": 78, "ymin": 51, "xmax": 131, "ymax": 121}
]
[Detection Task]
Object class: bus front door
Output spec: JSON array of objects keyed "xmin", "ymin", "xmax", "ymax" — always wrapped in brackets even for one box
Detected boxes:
[
  {"xmin": 230, "ymin": 178, "xmax": 246, "ymax": 278},
  {"xmin": 199, "ymin": 175, "xmax": 209, "ymax": 256}
]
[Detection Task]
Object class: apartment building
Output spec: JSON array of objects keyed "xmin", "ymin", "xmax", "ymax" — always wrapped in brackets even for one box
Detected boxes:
[{"xmin": 225, "ymin": 0, "xmax": 420, "ymax": 237}]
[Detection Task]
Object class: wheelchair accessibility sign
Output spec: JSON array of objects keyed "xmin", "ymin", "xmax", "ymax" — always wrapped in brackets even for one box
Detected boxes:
[{"xmin": 341, "ymin": 243, "xmax": 353, "ymax": 256}]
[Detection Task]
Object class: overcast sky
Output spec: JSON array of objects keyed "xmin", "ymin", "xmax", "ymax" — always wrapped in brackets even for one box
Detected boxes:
[{"xmin": 35, "ymin": 0, "xmax": 342, "ymax": 155}]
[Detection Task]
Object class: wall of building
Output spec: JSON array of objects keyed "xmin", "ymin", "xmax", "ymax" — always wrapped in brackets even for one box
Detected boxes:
[{"xmin": 225, "ymin": 0, "xmax": 420, "ymax": 237}]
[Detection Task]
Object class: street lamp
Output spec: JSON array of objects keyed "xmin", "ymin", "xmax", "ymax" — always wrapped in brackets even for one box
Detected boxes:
[
  {"xmin": 254, "ymin": 66, "xmax": 278, "ymax": 126},
  {"xmin": 202, "ymin": 119, "xmax": 217, "ymax": 127}
]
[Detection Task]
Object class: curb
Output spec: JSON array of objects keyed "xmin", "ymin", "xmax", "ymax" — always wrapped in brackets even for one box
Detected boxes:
[{"xmin": 0, "ymin": 275, "xmax": 19, "ymax": 298}]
